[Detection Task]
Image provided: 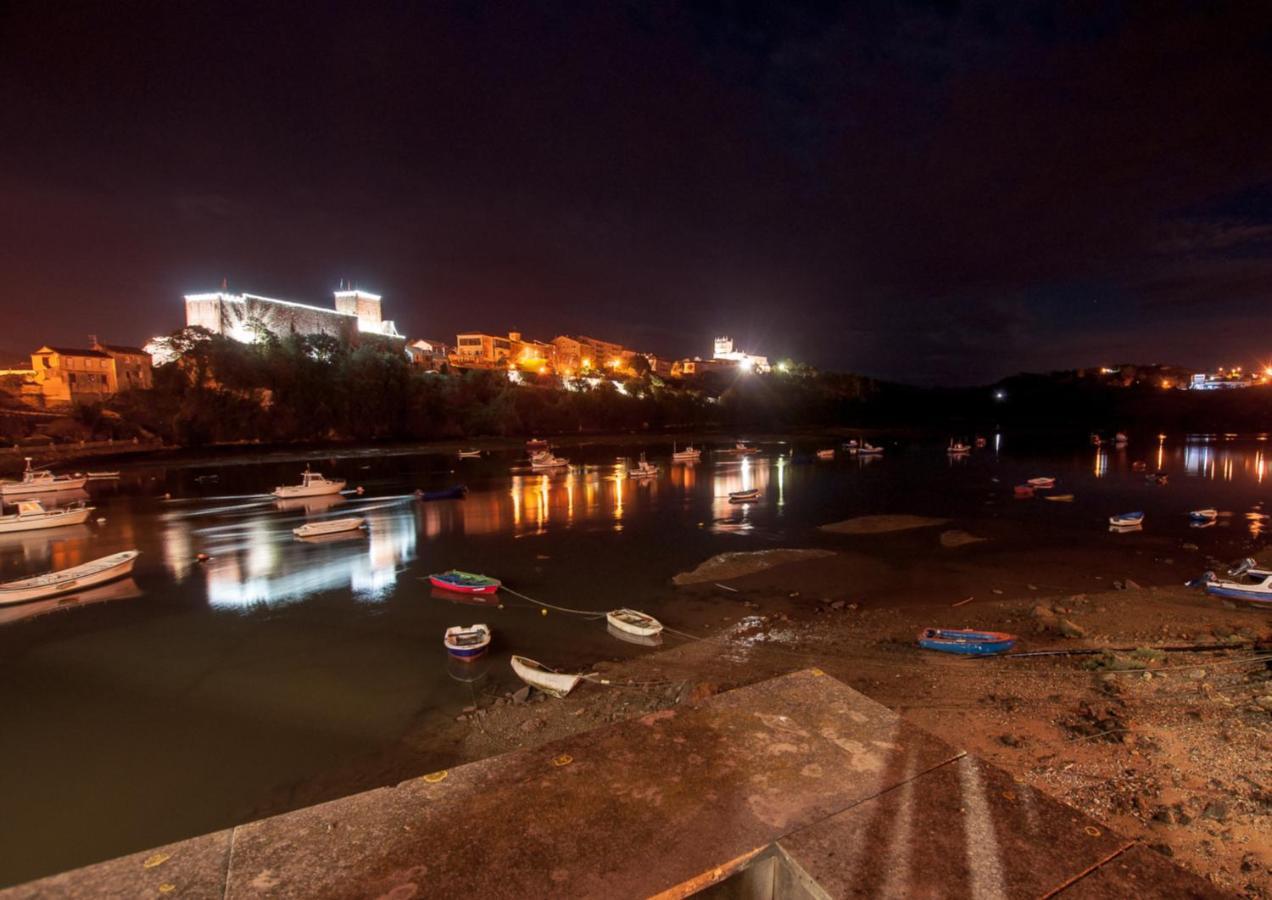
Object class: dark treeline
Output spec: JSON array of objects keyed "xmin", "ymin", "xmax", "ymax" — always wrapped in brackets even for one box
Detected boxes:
[{"xmin": 103, "ymin": 329, "xmax": 879, "ymax": 446}]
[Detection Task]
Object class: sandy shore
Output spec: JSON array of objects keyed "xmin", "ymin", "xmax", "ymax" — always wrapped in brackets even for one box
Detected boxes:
[{"xmin": 257, "ymin": 541, "xmax": 1271, "ymax": 896}]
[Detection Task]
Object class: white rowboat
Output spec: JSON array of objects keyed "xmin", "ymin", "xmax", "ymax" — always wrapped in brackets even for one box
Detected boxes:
[
  {"xmin": 671, "ymin": 444, "xmax": 702, "ymax": 462},
  {"xmin": 510, "ymin": 655, "xmax": 584, "ymax": 698},
  {"xmin": 0, "ymin": 458, "xmax": 89, "ymax": 498},
  {"xmin": 457, "ymin": 449, "xmax": 482, "ymax": 459},
  {"xmin": 0, "ymin": 500, "xmax": 94, "ymax": 534},
  {"xmin": 293, "ymin": 517, "xmax": 365, "ymax": 538},
  {"xmin": 0, "ymin": 551, "xmax": 140, "ymax": 605},
  {"xmin": 272, "ymin": 468, "xmax": 346, "ymax": 499},
  {"xmin": 606, "ymin": 608, "xmax": 663, "ymax": 637}
]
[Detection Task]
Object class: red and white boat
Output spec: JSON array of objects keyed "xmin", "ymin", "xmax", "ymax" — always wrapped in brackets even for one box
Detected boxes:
[{"xmin": 429, "ymin": 570, "xmax": 501, "ymax": 595}]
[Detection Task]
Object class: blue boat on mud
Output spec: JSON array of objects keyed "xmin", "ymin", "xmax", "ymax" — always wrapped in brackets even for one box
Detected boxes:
[
  {"xmin": 917, "ymin": 628, "xmax": 1017, "ymax": 656},
  {"xmin": 416, "ymin": 484, "xmax": 468, "ymax": 501},
  {"xmin": 1192, "ymin": 558, "xmax": 1272, "ymax": 608}
]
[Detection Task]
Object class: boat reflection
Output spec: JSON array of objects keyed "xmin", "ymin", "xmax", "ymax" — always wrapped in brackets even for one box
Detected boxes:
[
  {"xmin": 606, "ymin": 621, "xmax": 662, "ymax": 647},
  {"xmin": 0, "ymin": 577, "xmax": 142, "ymax": 627},
  {"xmin": 429, "ymin": 586, "xmax": 502, "ymax": 607},
  {"xmin": 274, "ymin": 494, "xmax": 347, "ymax": 514},
  {"xmin": 446, "ymin": 653, "xmax": 492, "ymax": 684}
]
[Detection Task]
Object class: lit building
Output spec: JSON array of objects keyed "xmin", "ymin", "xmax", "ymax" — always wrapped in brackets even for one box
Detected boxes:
[
  {"xmin": 551, "ymin": 335, "xmax": 628, "ymax": 375},
  {"xmin": 20, "ymin": 341, "xmax": 154, "ymax": 407},
  {"xmin": 671, "ymin": 357, "xmax": 735, "ymax": 377},
  {"xmin": 407, "ymin": 338, "xmax": 452, "ymax": 371},
  {"xmin": 712, "ymin": 336, "xmax": 770, "ymax": 373},
  {"xmin": 183, "ymin": 288, "xmax": 402, "ymax": 345},
  {"xmin": 453, "ymin": 332, "xmax": 515, "ymax": 368}
]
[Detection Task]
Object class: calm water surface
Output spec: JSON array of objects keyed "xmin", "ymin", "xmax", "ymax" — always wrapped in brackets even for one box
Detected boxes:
[{"xmin": 1, "ymin": 433, "xmax": 1269, "ymax": 884}]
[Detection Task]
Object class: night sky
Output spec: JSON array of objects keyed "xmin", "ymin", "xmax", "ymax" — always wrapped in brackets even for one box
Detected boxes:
[{"xmin": 4, "ymin": 1, "xmax": 1272, "ymax": 384}]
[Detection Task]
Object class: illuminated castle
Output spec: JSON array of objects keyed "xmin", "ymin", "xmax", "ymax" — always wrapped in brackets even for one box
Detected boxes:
[{"xmin": 182, "ymin": 287, "xmax": 402, "ymax": 345}]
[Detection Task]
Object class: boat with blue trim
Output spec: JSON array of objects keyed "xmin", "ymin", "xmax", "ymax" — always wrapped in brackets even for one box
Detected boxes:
[
  {"xmin": 444, "ymin": 624, "xmax": 491, "ymax": 659},
  {"xmin": 917, "ymin": 628, "xmax": 1017, "ymax": 656}
]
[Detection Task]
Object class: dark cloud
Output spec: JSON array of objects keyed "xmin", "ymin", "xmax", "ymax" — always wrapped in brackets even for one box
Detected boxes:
[{"xmin": 2, "ymin": 1, "xmax": 1272, "ymax": 383}]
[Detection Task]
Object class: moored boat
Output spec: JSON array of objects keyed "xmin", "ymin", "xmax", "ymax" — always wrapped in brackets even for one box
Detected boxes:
[
  {"xmin": 728, "ymin": 488, "xmax": 760, "ymax": 503},
  {"xmin": 84, "ymin": 471, "xmax": 121, "ymax": 481},
  {"xmin": 272, "ymin": 467, "xmax": 346, "ymax": 499},
  {"xmin": 1109, "ymin": 511, "xmax": 1144, "ymax": 527},
  {"xmin": 292, "ymin": 517, "xmax": 365, "ymax": 538},
  {"xmin": 1189, "ymin": 508, "xmax": 1218, "ymax": 522},
  {"xmin": 628, "ymin": 454, "xmax": 658, "ymax": 478},
  {"xmin": 526, "ymin": 438, "xmax": 550, "ymax": 451},
  {"xmin": 416, "ymin": 484, "xmax": 468, "ymax": 501},
  {"xmin": 457, "ymin": 449, "xmax": 482, "ymax": 459},
  {"xmin": 606, "ymin": 608, "xmax": 663, "ymax": 637},
  {"xmin": 856, "ymin": 443, "xmax": 884, "ymax": 456},
  {"xmin": 0, "ymin": 458, "xmax": 89, "ymax": 498},
  {"xmin": 727, "ymin": 441, "xmax": 760, "ymax": 455},
  {"xmin": 429, "ymin": 570, "xmax": 501, "ymax": 595},
  {"xmin": 917, "ymin": 628, "xmax": 1016, "ymax": 656},
  {"xmin": 0, "ymin": 550, "xmax": 140, "ymax": 605},
  {"xmin": 529, "ymin": 450, "xmax": 570, "ymax": 470},
  {"xmin": 0, "ymin": 499, "xmax": 94, "ymax": 534},
  {"xmin": 671, "ymin": 443, "xmax": 702, "ymax": 462},
  {"xmin": 947, "ymin": 441, "xmax": 971, "ymax": 455},
  {"xmin": 1195, "ymin": 566, "xmax": 1272, "ymax": 608},
  {"xmin": 1026, "ymin": 477, "xmax": 1056, "ymax": 489},
  {"xmin": 815, "ymin": 449, "xmax": 835, "ymax": 460},
  {"xmin": 444, "ymin": 624, "xmax": 492, "ymax": 659},
  {"xmin": 510, "ymin": 655, "xmax": 584, "ymax": 698},
  {"xmin": 1043, "ymin": 493, "xmax": 1075, "ymax": 502}
]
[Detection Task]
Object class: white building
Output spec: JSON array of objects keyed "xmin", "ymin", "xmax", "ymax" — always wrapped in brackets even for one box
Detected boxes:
[
  {"xmin": 182, "ymin": 288, "xmax": 402, "ymax": 345},
  {"xmin": 712, "ymin": 336, "xmax": 770, "ymax": 373}
]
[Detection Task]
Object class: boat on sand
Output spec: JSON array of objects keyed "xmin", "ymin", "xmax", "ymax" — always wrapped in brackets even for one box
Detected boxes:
[
  {"xmin": 510, "ymin": 655, "xmax": 584, "ymax": 698},
  {"xmin": 606, "ymin": 608, "xmax": 663, "ymax": 637},
  {"xmin": 917, "ymin": 628, "xmax": 1016, "ymax": 656}
]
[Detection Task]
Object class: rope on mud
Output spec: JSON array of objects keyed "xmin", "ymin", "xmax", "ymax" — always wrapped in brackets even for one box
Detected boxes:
[{"xmin": 499, "ymin": 586, "xmax": 606, "ymax": 619}]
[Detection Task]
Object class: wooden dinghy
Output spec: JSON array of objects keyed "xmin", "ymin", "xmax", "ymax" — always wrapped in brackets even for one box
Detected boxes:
[
  {"xmin": 728, "ymin": 489, "xmax": 760, "ymax": 503},
  {"xmin": 430, "ymin": 570, "xmax": 501, "ymax": 595},
  {"xmin": 0, "ymin": 551, "xmax": 140, "ymax": 606},
  {"xmin": 1109, "ymin": 511, "xmax": 1144, "ymax": 527},
  {"xmin": 917, "ymin": 628, "xmax": 1016, "ymax": 656},
  {"xmin": 510, "ymin": 655, "xmax": 584, "ymax": 698},
  {"xmin": 443, "ymin": 624, "xmax": 492, "ymax": 660},
  {"xmin": 606, "ymin": 608, "xmax": 663, "ymax": 637},
  {"xmin": 293, "ymin": 517, "xmax": 365, "ymax": 538}
]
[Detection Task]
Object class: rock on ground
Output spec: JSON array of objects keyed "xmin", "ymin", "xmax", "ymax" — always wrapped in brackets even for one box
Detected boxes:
[
  {"xmin": 939, "ymin": 529, "xmax": 987, "ymax": 548},
  {"xmin": 671, "ymin": 549, "xmax": 836, "ymax": 585}
]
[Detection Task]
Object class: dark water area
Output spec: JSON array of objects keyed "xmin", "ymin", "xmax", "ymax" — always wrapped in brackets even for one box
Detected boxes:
[{"xmin": 1, "ymin": 431, "xmax": 1270, "ymax": 885}]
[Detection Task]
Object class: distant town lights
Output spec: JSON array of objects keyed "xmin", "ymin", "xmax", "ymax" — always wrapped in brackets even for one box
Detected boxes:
[{"xmin": 993, "ymin": 390, "xmax": 1006, "ymax": 401}]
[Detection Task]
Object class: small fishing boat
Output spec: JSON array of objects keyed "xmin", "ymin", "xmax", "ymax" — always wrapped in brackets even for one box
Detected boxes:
[
  {"xmin": 671, "ymin": 444, "xmax": 702, "ymax": 462},
  {"xmin": 727, "ymin": 441, "xmax": 760, "ymax": 455},
  {"xmin": 457, "ymin": 449, "xmax": 482, "ymax": 459},
  {"xmin": 628, "ymin": 453, "xmax": 658, "ymax": 478},
  {"xmin": 293, "ymin": 517, "xmax": 365, "ymax": 538},
  {"xmin": 416, "ymin": 484, "xmax": 468, "ymax": 501},
  {"xmin": 1109, "ymin": 511, "xmax": 1144, "ymax": 527},
  {"xmin": 429, "ymin": 570, "xmax": 501, "ymax": 595},
  {"xmin": 84, "ymin": 471, "xmax": 120, "ymax": 481},
  {"xmin": 816, "ymin": 449, "xmax": 835, "ymax": 460},
  {"xmin": 272, "ymin": 467, "xmax": 346, "ymax": 499},
  {"xmin": 856, "ymin": 443, "xmax": 884, "ymax": 456},
  {"xmin": 728, "ymin": 488, "xmax": 760, "ymax": 503},
  {"xmin": 1026, "ymin": 477, "xmax": 1055, "ymax": 489},
  {"xmin": 1013, "ymin": 485, "xmax": 1034, "ymax": 498},
  {"xmin": 443, "ymin": 624, "xmax": 492, "ymax": 660},
  {"xmin": 844, "ymin": 439, "xmax": 860, "ymax": 451},
  {"xmin": 0, "ymin": 500, "xmax": 94, "ymax": 534},
  {"xmin": 525, "ymin": 438, "xmax": 550, "ymax": 451},
  {"xmin": 0, "ymin": 550, "xmax": 140, "ymax": 605},
  {"xmin": 607, "ymin": 622, "xmax": 662, "ymax": 646},
  {"xmin": 529, "ymin": 450, "xmax": 570, "ymax": 470},
  {"xmin": 917, "ymin": 628, "xmax": 1016, "ymax": 656},
  {"xmin": 947, "ymin": 441, "xmax": 971, "ymax": 455},
  {"xmin": 1189, "ymin": 508, "xmax": 1219, "ymax": 522},
  {"xmin": 606, "ymin": 608, "xmax": 663, "ymax": 637},
  {"xmin": 1043, "ymin": 493, "xmax": 1075, "ymax": 502},
  {"xmin": 510, "ymin": 655, "xmax": 584, "ymax": 698},
  {"xmin": 0, "ymin": 458, "xmax": 89, "ymax": 498},
  {"xmin": 1194, "ymin": 565, "xmax": 1272, "ymax": 608}
]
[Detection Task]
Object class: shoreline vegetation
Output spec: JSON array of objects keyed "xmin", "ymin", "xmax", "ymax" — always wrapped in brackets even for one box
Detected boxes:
[{"xmin": 7, "ymin": 330, "xmax": 1272, "ymax": 468}]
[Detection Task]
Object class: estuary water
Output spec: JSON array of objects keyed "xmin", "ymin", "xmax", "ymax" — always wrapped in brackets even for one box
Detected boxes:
[{"xmin": 0, "ymin": 432, "xmax": 1269, "ymax": 885}]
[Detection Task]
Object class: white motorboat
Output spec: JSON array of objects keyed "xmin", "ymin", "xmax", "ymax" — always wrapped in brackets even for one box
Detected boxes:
[
  {"xmin": 529, "ymin": 450, "xmax": 570, "ymax": 470},
  {"xmin": 444, "ymin": 624, "xmax": 492, "ymax": 659},
  {"xmin": 457, "ymin": 449, "xmax": 482, "ymax": 459},
  {"xmin": 0, "ymin": 499, "xmax": 94, "ymax": 534},
  {"xmin": 816, "ymin": 449, "xmax": 835, "ymax": 460},
  {"xmin": 728, "ymin": 488, "xmax": 760, "ymax": 503},
  {"xmin": 729, "ymin": 442, "xmax": 760, "ymax": 455},
  {"xmin": 0, "ymin": 458, "xmax": 89, "ymax": 498},
  {"xmin": 606, "ymin": 608, "xmax": 663, "ymax": 637},
  {"xmin": 272, "ymin": 467, "xmax": 346, "ymax": 499},
  {"xmin": 856, "ymin": 443, "xmax": 884, "ymax": 456},
  {"xmin": 628, "ymin": 453, "xmax": 658, "ymax": 478},
  {"xmin": 292, "ymin": 517, "xmax": 365, "ymax": 538},
  {"xmin": 510, "ymin": 655, "xmax": 584, "ymax": 698},
  {"xmin": 0, "ymin": 550, "xmax": 140, "ymax": 606},
  {"xmin": 671, "ymin": 443, "xmax": 702, "ymax": 462}
]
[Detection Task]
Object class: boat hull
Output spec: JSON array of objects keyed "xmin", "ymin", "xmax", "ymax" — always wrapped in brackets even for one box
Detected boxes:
[
  {"xmin": 1203, "ymin": 583, "xmax": 1272, "ymax": 606},
  {"xmin": 510, "ymin": 655, "xmax": 582, "ymax": 698},
  {"xmin": 272, "ymin": 481, "xmax": 346, "ymax": 499},
  {"xmin": 917, "ymin": 628, "xmax": 1016, "ymax": 656},
  {"xmin": 293, "ymin": 517, "xmax": 365, "ymax": 538},
  {"xmin": 0, "ymin": 551, "xmax": 139, "ymax": 605},
  {"xmin": 429, "ymin": 573, "xmax": 500, "ymax": 595},
  {"xmin": 0, "ymin": 506, "xmax": 93, "ymax": 533},
  {"xmin": 606, "ymin": 609, "xmax": 663, "ymax": 637},
  {"xmin": 444, "ymin": 625, "xmax": 492, "ymax": 659},
  {"xmin": 0, "ymin": 477, "xmax": 90, "ymax": 498}
]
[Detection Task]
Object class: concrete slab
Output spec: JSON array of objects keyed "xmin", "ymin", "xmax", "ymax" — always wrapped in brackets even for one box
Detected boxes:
[
  {"xmin": 775, "ymin": 754, "xmax": 1132, "ymax": 898},
  {"xmin": 1056, "ymin": 844, "xmax": 1231, "ymax": 899},
  {"xmin": 221, "ymin": 669, "xmax": 962, "ymax": 898},
  {"xmin": 0, "ymin": 828, "xmax": 232, "ymax": 900},
  {"xmin": 2, "ymin": 669, "xmax": 1227, "ymax": 899}
]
